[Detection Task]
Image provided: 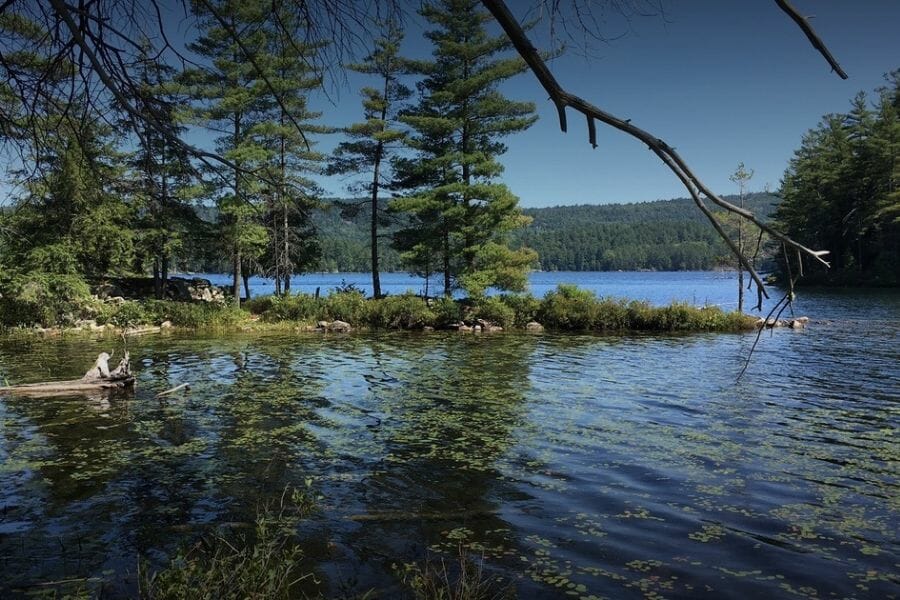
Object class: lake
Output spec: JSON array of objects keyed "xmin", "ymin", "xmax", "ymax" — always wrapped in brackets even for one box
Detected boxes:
[{"xmin": 0, "ymin": 273, "xmax": 898, "ymax": 598}]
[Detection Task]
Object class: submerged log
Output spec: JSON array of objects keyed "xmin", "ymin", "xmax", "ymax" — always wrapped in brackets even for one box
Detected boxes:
[{"xmin": 0, "ymin": 352, "xmax": 134, "ymax": 396}]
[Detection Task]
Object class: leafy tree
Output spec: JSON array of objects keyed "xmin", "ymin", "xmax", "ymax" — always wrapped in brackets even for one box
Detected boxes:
[
  {"xmin": 393, "ymin": 0, "xmax": 537, "ymax": 297},
  {"xmin": 328, "ymin": 20, "xmax": 411, "ymax": 298}
]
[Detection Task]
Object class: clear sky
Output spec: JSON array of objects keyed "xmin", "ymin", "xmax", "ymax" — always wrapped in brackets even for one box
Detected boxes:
[{"xmin": 311, "ymin": 1, "xmax": 900, "ymax": 208}]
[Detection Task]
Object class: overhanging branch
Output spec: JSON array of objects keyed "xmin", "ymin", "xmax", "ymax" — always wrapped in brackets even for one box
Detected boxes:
[{"xmin": 481, "ymin": 0, "xmax": 832, "ymax": 310}]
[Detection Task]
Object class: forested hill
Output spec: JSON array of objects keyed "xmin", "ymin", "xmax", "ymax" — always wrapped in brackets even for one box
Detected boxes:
[
  {"xmin": 513, "ymin": 193, "xmax": 778, "ymax": 272},
  {"xmin": 299, "ymin": 193, "xmax": 777, "ymax": 272}
]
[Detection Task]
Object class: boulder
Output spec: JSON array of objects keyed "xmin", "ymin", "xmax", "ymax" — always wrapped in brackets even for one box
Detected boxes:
[
  {"xmin": 107, "ymin": 296, "xmax": 126, "ymax": 305},
  {"xmin": 160, "ymin": 320, "xmax": 173, "ymax": 329},
  {"xmin": 329, "ymin": 320, "xmax": 351, "ymax": 333},
  {"xmin": 473, "ymin": 324, "xmax": 482, "ymax": 333},
  {"xmin": 525, "ymin": 321, "xmax": 544, "ymax": 332},
  {"xmin": 317, "ymin": 320, "xmax": 330, "ymax": 330},
  {"xmin": 95, "ymin": 282, "xmax": 124, "ymax": 299},
  {"xmin": 458, "ymin": 324, "xmax": 473, "ymax": 333}
]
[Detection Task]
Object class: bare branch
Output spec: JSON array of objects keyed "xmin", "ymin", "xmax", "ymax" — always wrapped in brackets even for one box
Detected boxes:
[
  {"xmin": 482, "ymin": 0, "xmax": 832, "ymax": 309},
  {"xmin": 774, "ymin": 0, "xmax": 848, "ymax": 80}
]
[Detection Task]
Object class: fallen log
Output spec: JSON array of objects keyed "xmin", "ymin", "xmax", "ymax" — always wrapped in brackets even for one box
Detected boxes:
[{"xmin": 0, "ymin": 351, "xmax": 134, "ymax": 396}]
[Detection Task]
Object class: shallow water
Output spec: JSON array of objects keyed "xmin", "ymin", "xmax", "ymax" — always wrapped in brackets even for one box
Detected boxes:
[{"xmin": 0, "ymin": 283, "xmax": 898, "ymax": 598}]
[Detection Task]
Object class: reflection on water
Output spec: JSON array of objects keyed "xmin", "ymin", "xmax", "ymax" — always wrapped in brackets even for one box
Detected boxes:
[{"xmin": 0, "ymin": 293, "xmax": 898, "ymax": 598}]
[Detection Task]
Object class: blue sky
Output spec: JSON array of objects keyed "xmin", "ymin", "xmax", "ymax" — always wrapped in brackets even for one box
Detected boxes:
[{"xmin": 311, "ymin": 1, "xmax": 900, "ymax": 208}]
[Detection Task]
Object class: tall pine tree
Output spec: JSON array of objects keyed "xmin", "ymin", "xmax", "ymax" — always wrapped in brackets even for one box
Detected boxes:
[
  {"xmin": 328, "ymin": 20, "xmax": 410, "ymax": 298},
  {"xmin": 393, "ymin": 0, "xmax": 537, "ymax": 297}
]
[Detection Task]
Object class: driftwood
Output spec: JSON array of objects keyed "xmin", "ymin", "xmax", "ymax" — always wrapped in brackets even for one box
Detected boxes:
[{"xmin": 0, "ymin": 351, "xmax": 134, "ymax": 396}]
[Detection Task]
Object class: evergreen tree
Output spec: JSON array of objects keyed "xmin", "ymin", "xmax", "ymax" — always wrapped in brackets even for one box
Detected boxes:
[
  {"xmin": 254, "ymin": 2, "xmax": 330, "ymax": 295},
  {"xmin": 393, "ymin": 0, "xmax": 538, "ymax": 297},
  {"xmin": 180, "ymin": 0, "xmax": 271, "ymax": 305},
  {"xmin": 130, "ymin": 42, "xmax": 200, "ymax": 298},
  {"xmin": 776, "ymin": 73, "xmax": 899, "ymax": 283},
  {"xmin": 328, "ymin": 20, "xmax": 411, "ymax": 298}
]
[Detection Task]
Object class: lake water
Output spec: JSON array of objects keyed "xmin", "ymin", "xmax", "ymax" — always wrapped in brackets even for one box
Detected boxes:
[
  {"xmin": 0, "ymin": 273, "xmax": 898, "ymax": 598},
  {"xmin": 201, "ymin": 270, "xmax": 766, "ymax": 310}
]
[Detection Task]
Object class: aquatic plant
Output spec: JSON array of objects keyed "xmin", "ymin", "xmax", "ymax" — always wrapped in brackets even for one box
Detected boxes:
[{"xmin": 395, "ymin": 548, "xmax": 514, "ymax": 600}]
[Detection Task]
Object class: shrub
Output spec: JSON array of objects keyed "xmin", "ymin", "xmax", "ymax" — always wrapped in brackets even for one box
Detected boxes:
[
  {"xmin": 431, "ymin": 296, "xmax": 461, "ymax": 328},
  {"xmin": 368, "ymin": 294, "xmax": 435, "ymax": 329},
  {"xmin": 472, "ymin": 296, "xmax": 515, "ymax": 329},
  {"xmin": 97, "ymin": 300, "xmax": 152, "ymax": 328},
  {"xmin": 595, "ymin": 297, "xmax": 631, "ymax": 330},
  {"xmin": 250, "ymin": 294, "xmax": 321, "ymax": 323},
  {"xmin": 323, "ymin": 290, "xmax": 367, "ymax": 323},
  {"xmin": 0, "ymin": 273, "xmax": 93, "ymax": 327},
  {"xmin": 497, "ymin": 293, "xmax": 540, "ymax": 328},
  {"xmin": 145, "ymin": 300, "xmax": 245, "ymax": 328},
  {"xmin": 538, "ymin": 284, "xmax": 599, "ymax": 330}
]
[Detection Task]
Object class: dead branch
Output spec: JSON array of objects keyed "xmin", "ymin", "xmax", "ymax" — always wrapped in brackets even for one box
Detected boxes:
[
  {"xmin": 774, "ymin": 0, "xmax": 848, "ymax": 79},
  {"xmin": 482, "ymin": 0, "xmax": 833, "ymax": 310}
]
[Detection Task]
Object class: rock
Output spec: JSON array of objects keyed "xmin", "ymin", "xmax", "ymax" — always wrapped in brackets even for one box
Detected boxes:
[
  {"xmin": 458, "ymin": 325, "xmax": 473, "ymax": 333},
  {"xmin": 317, "ymin": 320, "xmax": 330, "ymax": 330},
  {"xmin": 94, "ymin": 282, "xmax": 124, "ymax": 299},
  {"xmin": 423, "ymin": 326, "xmax": 435, "ymax": 332},
  {"xmin": 329, "ymin": 320, "xmax": 351, "ymax": 333},
  {"xmin": 525, "ymin": 321, "xmax": 544, "ymax": 332},
  {"xmin": 476, "ymin": 318, "xmax": 491, "ymax": 329},
  {"xmin": 108, "ymin": 296, "xmax": 126, "ymax": 305},
  {"xmin": 487, "ymin": 325, "xmax": 503, "ymax": 332},
  {"xmin": 160, "ymin": 320, "xmax": 173, "ymax": 329},
  {"xmin": 75, "ymin": 319, "xmax": 98, "ymax": 330},
  {"xmin": 473, "ymin": 324, "xmax": 482, "ymax": 333}
]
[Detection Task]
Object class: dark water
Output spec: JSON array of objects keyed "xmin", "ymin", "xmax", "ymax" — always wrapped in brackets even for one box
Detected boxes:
[{"xmin": 0, "ymin": 282, "xmax": 898, "ymax": 598}]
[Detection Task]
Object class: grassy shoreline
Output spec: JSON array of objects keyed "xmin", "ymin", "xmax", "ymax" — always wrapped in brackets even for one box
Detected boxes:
[{"xmin": 0, "ymin": 285, "xmax": 757, "ymax": 336}]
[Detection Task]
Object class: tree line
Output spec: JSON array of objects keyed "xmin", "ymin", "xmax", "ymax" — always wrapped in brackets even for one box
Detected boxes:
[
  {"xmin": 0, "ymin": 0, "xmax": 537, "ymax": 307},
  {"xmin": 775, "ymin": 72, "xmax": 899, "ymax": 285}
]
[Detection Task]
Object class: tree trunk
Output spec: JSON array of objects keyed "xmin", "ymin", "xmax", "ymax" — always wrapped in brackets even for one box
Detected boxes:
[
  {"xmin": 233, "ymin": 246, "xmax": 242, "ymax": 306},
  {"xmin": 283, "ymin": 202, "xmax": 291, "ymax": 295},
  {"xmin": 443, "ymin": 226, "xmax": 451, "ymax": 297},
  {"xmin": 371, "ymin": 141, "xmax": 383, "ymax": 298},
  {"xmin": 161, "ymin": 254, "xmax": 169, "ymax": 300},
  {"xmin": 153, "ymin": 258, "xmax": 162, "ymax": 300},
  {"xmin": 737, "ymin": 193, "xmax": 744, "ymax": 312},
  {"xmin": 242, "ymin": 268, "xmax": 251, "ymax": 300}
]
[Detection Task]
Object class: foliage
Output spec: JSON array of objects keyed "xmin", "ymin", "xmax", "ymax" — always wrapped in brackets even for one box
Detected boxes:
[
  {"xmin": 322, "ymin": 290, "xmax": 368, "ymax": 323},
  {"xmin": 95, "ymin": 300, "xmax": 245, "ymax": 328},
  {"xmin": 140, "ymin": 487, "xmax": 316, "ymax": 600},
  {"xmin": 0, "ymin": 273, "xmax": 93, "ymax": 327},
  {"xmin": 776, "ymin": 72, "xmax": 899, "ymax": 285},
  {"xmin": 537, "ymin": 285, "xmax": 754, "ymax": 332},
  {"xmin": 496, "ymin": 293, "xmax": 541, "ymax": 328},
  {"xmin": 368, "ymin": 293, "xmax": 435, "ymax": 329},
  {"xmin": 392, "ymin": 0, "xmax": 537, "ymax": 296},
  {"xmin": 246, "ymin": 294, "xmax": 321, "ymax": 323},
  {"xmin": 394, "ymin": 548, "xmax": 514, "ymax": 600},
  {"xmin": 471, "ymin": 296, "xmax": 515, "ymax": 329},
  {"xmin": 431, "ymin": 296, "xmax": 462, "ymax": 327}
]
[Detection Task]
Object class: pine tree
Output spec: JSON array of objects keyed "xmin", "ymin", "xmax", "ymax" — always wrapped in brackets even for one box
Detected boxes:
[
  {"xmin": 328, "ymin": 20, "xmax": 411, "ymax": 298},
  {"xmin": 180, "ymin": 0, "xmax": 271, "ymax": 305},
  {"xmin": 393, "ymin": 0, "xmax": 538, "ymax": 297},
  {"xmin": 254, "ymin": 2, "xmax": 330, "ymax": 295},
  {"xmin": 130, "ymin": 42, "xmax": 199, "ymax": 298}
]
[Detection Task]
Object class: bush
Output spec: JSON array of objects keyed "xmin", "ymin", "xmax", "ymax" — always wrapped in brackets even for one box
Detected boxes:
[
  {"xmin": 0, "ymin": 273, "xmax": 93, "ymax": 327},
  {"xmin": 368, "ymin": 294, "xmax": 435, "ymax": 329},
  {"xmin": 145, "ymin": 300, "xmax": 245, "ymax": 328},
  {"xmin": 595, "ymin": 297, "xmax": 631, "ymax": 330},
  {"xmin": 97, "ymin": 300, "xmax": 152, "ymax": 328},
  {"xmin": 248, "ymin": 294, "xmax": 321, "ymax": 323},
  {"xmin": 431, "ymin": 296, "xmax": 461, "ymax": 328},
  {"xmin": 538, "ymin": 284, "xmax": 600, "ymax": 330},
  {"xmin": 498, "ymin": 293, "xmax": 540, "ymax": 328},
  {"xmin": 323, "ymin": 290, "xmax": 367, "ymax": 323},
  {"xmin": 472, "ymin": 296, "xmax": 515, "ymax": 329}
]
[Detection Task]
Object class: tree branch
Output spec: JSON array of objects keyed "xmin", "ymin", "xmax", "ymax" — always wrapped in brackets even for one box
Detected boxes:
[
  {"xmin": 774, "ymin": 0, "xmax": 848, "ymax": 79},
  {"xmin": 481, "ymin": 0, "xmax": 832, "ymax": 310}
]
